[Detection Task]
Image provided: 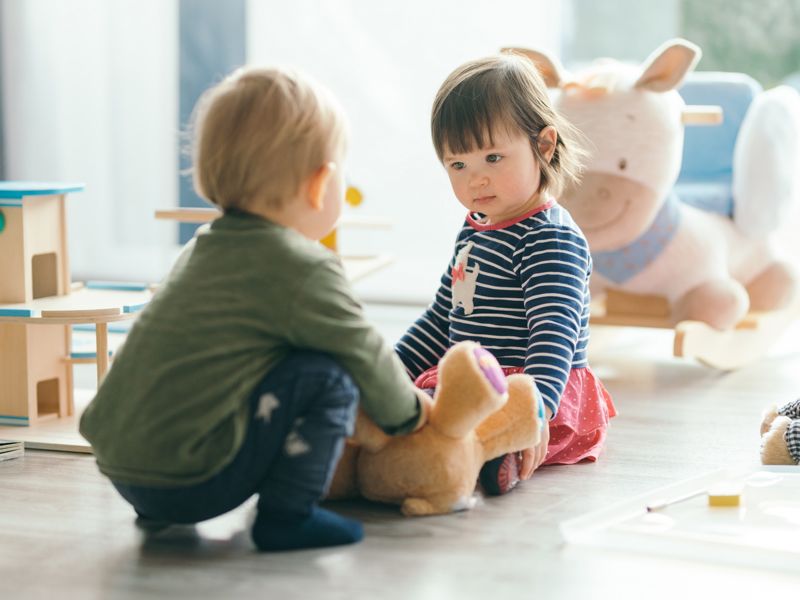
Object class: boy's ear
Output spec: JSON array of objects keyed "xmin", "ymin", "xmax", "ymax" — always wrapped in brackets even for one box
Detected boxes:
[
  {"xmin": 307, "ymin": 162, "xmax": 336, "ymax": 211},
  {"xmin": 537, "ymin": 126, "xmax": 557, "ymax": 163}
]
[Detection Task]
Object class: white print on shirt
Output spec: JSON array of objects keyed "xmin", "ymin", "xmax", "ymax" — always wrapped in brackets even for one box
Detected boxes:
[
  {"xmin": 285, "ymin": 418, "xmax": 311, "ymax": 456},
  {"xmin": 451, "ymin": 241, "xmax": 480, "ymax": 315},
  {"xmin": 256, "ymin": 393, "xmax": 280, "ymax": 422}
]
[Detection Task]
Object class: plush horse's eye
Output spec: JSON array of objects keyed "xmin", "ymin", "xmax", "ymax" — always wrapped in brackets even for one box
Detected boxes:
[{"xmin": 619, "ymin": 158, "xmax": 627, "ymax": 170}]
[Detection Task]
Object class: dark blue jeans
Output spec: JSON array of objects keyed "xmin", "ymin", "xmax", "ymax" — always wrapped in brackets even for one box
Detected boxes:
[{"xmin": 112, "ymin": 351, "xmax": 359, "ymax": 524}]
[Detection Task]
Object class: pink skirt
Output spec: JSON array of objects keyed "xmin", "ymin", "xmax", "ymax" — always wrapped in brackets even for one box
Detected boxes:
[{"xmin": 414, "ymin": 365, "xmax": 616, "ymax": 465}]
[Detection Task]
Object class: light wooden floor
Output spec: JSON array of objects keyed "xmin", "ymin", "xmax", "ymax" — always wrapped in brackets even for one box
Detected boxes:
[{"xmin": 2, "ymin": 304, "xmax": 800, "ymax": 598}]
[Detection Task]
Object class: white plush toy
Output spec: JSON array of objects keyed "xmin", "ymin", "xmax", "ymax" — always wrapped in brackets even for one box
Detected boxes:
[{"xmin": 510, "ymin": 39, "xmax": 800, "ymax": 330}]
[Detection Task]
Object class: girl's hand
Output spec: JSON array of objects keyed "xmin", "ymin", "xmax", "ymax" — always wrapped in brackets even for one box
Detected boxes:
[{"xmin": 519, "ymin": 407, "xmax": 552, "ymax": 479}]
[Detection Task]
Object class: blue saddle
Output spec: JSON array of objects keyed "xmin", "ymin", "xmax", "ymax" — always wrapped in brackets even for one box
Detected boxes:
[{"xmin": 676, "ymin": 72, "xmax": 763, "ymax": 216}]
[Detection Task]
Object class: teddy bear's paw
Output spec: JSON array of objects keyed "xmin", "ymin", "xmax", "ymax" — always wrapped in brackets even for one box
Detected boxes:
[
  {"xmin": 400, "ymin": 494, "xmax": 473, "ymax": 516},
  {"xmin": 451, "ymin": 494, "xmax": 478, "ymax": 512},
  {"xmin": 760, "ymin": 416, "xmax": 796, "ymax": 465},
  {"xmin": 760, "ymin": 405, "xmax": 780, "ymax": 436},
  {"xmin": 432, "ymin": 342, "xmax": 509, "ymax": 439},
  {"xmin": 400, "ymin": 498, "xmax": 437, "ymax": 516}
]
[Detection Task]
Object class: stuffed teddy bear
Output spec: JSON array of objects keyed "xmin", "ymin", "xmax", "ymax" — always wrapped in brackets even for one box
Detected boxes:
[
  {"xmin": 508, "ymin": 39, "xmax": 800, "ymax": 331},
  {"xmin": 760, "ymin": 400, "xmax": 800, "ymax": 465},
  {"xmin": 327, "ymin": 341, "xmax": 544, "ymax": 516}
]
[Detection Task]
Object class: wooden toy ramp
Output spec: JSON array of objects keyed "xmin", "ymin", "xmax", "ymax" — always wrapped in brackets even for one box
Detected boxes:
[
  {"xmin": 591, "ymin": 289, "xmax": 800, "ymax": 370},
  {"xmin": 155, "ymin": 207, "xmax": 393, "ymax": 282}
]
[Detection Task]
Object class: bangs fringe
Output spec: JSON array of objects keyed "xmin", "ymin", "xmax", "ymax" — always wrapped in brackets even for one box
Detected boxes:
[{"xmin": 433, "ymin": 74, "xmax": 516, "ymax": 158}]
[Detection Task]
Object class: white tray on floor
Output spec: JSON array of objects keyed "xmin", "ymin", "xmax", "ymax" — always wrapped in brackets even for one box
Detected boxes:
[
  {"xmin": 0, "ymin": 389, "xmax": 93, "ymax": 453},
  {"xmin": 560, "ymin": 465, "xmax": 800, "ymax": 573}
]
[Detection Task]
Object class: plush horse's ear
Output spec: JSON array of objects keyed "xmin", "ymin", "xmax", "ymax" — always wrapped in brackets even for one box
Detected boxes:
[
  {"xmin": 502, "ymin": 47, "xmax": 568, "ymax": 88},
  {"xmin": 634, "ymin": 38, "xmax": 701, "ymax": 92}
]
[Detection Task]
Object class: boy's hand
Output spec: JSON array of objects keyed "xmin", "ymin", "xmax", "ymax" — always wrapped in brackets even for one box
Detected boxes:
[{"xmin": 519, "ymin": 407, "xmax": 552, "ymax": 479}]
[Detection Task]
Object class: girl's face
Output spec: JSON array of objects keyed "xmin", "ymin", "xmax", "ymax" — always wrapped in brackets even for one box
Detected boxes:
[{"xmin": 443, "ymin": 127, "xmax": 554, "ymax": 225}]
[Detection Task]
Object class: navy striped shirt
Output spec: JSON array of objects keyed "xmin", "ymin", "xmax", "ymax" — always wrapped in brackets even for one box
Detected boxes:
[{"xmin": 396, "ymin": 200, "xmax": 592, "ymax": 416}]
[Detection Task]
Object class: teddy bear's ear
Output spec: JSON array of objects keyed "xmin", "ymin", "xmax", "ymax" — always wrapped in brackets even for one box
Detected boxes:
[
  {"xmin": 634, "ymin": 38, "xmax": 701, "ymax": 92},
  {"xmin": 502, "ymin": 47, "xmax": 568, "ymax": 88}
]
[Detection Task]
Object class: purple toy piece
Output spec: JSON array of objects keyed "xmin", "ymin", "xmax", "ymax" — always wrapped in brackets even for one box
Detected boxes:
[{"xmin": 473, "ymin": 347, "xmax": 507, "ymax": 395}]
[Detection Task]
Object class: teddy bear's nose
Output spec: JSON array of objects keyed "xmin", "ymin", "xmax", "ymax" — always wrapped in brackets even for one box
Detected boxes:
[{"xmin": 597, "ymin": 187, "xmax": 611, "ymax": 200}]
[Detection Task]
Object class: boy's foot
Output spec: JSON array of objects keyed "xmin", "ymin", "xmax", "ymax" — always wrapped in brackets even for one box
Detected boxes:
[
  {"xmin": 134, "ymin": 514, "xmax": 172, "ymax": 535},
  {"xmin": 251, "ymin": 506, "xmax": 363, "ymax": 552},
  {"xmin": 479, "ymin": 452, "xmax": 521, "ymax": 496}
]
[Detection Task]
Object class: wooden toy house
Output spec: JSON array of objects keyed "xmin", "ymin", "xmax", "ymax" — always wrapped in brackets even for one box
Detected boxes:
[{"xmin": 0, "ymin": 182, "xmax": 83, "ymax": 425}]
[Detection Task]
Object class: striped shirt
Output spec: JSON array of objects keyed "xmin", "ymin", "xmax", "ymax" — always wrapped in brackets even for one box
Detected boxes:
[{"xmin": 396, "ymin": 200, "xmax": 592, "ymax": 416}]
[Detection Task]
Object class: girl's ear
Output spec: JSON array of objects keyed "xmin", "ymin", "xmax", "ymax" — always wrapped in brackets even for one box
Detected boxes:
[
  {"xmin": 537, "ymin": 126, "xmax": 558, "ymax": 163},
  {"xmin": 306, "ymin": 162, "xmax": 336, "ymax": 211}
]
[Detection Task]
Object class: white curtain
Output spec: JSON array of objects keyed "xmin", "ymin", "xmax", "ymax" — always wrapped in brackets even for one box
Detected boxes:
[
  {"xmin": 1, "ymin": 0, "xmax": 179, "ymax": 283},
  {"xmin": 247, "ymin": 0, "xmax": 562, "ymax": 303},
  {"xmin": 2, "ymin": 0, "xmax": 561, "ymax": 296}
]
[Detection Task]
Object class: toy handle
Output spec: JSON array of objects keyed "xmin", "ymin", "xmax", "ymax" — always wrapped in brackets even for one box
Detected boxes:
[{"xmin": 682, "ymin": 105, "xmax": 723, "ymax": 126}]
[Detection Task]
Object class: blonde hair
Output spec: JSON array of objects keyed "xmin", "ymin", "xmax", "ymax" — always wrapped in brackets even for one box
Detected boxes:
[
  {"xmin": 190, "ymin": 66, "xmax": 347, "ymax": 211},
  {"xmin": 431, "ymin": 53, "xmax": 584, "ymax": 197}
]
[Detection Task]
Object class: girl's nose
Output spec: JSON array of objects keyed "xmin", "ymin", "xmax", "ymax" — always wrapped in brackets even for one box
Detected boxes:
[{"xmin": 469, "ymin": 171, "xmax": 488, "ymax": 188}]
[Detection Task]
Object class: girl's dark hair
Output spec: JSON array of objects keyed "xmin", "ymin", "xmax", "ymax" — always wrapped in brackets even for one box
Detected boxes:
[{"xmin": 431, "ymin": 53, "xmax": 584, "ymax": 197}]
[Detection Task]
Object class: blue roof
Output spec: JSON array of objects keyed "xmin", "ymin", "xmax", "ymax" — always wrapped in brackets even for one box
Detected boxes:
[{"xmin": 0, "ymin": 182, "xmax": 85, "ymax": 199}]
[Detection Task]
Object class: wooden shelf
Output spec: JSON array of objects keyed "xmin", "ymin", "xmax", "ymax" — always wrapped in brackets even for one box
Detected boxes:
[
  {"xmin": 0, "ymin": 286, "xmax": 152, "ymax": 388},
  {"xmin": 342, "ymin": 255, "xmax": 393, "ymax": 282},
  {"xmin": 0, "ymin": 286, "xmax": 151, "ymax": 322}
]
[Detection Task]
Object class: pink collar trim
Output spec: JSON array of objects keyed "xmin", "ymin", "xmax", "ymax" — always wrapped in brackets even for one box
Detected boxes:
[{"xmin": 466, "ymin": 198, "xmax": 556, "ymax": 231}]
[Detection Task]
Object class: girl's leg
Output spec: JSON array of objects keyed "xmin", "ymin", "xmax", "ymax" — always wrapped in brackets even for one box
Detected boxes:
[{"xmin": 478, "ymin": 453, "xmax": 521, "ymax": 496}]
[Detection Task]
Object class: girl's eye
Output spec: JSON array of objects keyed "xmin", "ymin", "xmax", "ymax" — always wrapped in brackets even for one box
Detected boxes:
[
  {"xmin": 450, "ymin": 161, "xmax": 465, "ymax": 170},
  {"xmin": 486, "ymin": 154, "xmax": 502, "ymax": 163}
]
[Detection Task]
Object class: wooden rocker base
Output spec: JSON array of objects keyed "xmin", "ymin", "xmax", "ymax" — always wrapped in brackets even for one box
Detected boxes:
[
  {"xmin": 674, "ymin": 308, "xmax": 799, "ymax": 370},
  {"xmin": 591, "ymin": 289, "xmax": 800, "ymax": 370}
]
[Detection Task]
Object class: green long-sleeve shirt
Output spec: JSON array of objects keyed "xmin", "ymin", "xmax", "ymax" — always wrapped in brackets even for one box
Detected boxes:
[{"xmin": 79, "ymin": 211, "xmax": 420, "ymax": 487}]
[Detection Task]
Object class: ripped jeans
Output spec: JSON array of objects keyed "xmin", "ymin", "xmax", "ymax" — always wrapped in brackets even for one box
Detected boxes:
[{"xmin": 112, "ymin": 352, "xmax": 359, "ymax": 523}]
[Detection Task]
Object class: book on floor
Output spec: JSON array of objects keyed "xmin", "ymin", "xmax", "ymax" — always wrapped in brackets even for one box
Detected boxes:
[{"xmin": 0, "ymin": 440, "xmax": 24, "ymax": 461}]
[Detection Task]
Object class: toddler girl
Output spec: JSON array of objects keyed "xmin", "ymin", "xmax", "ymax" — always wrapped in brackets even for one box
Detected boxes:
[{"xmin": 396, "ymin": 53, "xmax": 616, "ymax": 494}]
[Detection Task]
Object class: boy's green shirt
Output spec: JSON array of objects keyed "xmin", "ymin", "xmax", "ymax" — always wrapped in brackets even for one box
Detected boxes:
[{"xmin": 79, "ymin": 211, "xmax": 420, "ymax": 487}]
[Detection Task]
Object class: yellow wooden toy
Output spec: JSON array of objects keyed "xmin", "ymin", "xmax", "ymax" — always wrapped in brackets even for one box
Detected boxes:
[
  {"xmin": 707, "ymin": 491, "xmax": 741, "ymax": 507},
  {"xmin": 156, "ymin": 185, "xmax": 393, "ymax": 282},
  {"xmin": 319, "ymin": 185, "xmax": 363, "ymax": 251}
]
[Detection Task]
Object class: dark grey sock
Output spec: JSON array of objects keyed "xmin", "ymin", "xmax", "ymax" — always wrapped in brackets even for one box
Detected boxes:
[
  {"xmin": 251, "ymin": 506, "xmax": 363, "ymax": 552},
  {"xmin": 134, "ymin": 514, "xmax": 172, "ymax": 534}
]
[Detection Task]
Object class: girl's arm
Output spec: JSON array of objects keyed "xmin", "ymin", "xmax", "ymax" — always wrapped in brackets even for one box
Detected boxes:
[
  {"xmin": 394, "ymin": 262, "xmax": 454, "ymax": 380},
  {"xmin": 515, "ymin": 224, "xmax": 591, "ymax": 417}
]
